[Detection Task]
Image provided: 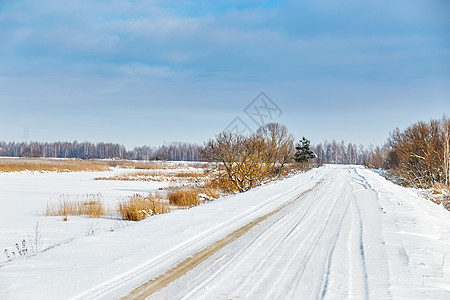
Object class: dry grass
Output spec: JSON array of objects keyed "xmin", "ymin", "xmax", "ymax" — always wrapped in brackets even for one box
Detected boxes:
[
  {"xmin": 45, "ymin": 193, "xmax": 105, "ymax": 219},
  {"xmin": 172, "ymin": 171, "xmax": 206, "ymax": 178},
  {"xmin": 105, "ymin": 161, "xmax": 164, "ymax": 170},
  {"xmin": 94, "ymin": 170, "xmax": 207, "ymax": 182},
  {"xmin": 0, "ymin": 158, "xmax": 172, "ymax": 173},
  {"xmin": 424, "ymin": 183, "xmax": 450, "ymax": 211},
  {"xmin": 117, "ymin": 193, "xmax": 171, "ymax": 221},
  {"xmin": 168, "ymin": 189, "xmax": 203, "ymax": 207},
  {"xmin": 427, "ymin": 194, "xmax": 450, "ymax": 211},
  {"xmin": 0, "ymin": 158, "xmax": 111, "ymax": 173},
  {"xmin": 205, "ymin": 174, "xmax": 239, "ymax": 194},
  {"xmin": 94, "ymin": 171, "xmax": 162, "ymax": 182},
  {"xmin": 202, "ymin": 187, "xmax": 220, "ymax": 199},
  {"xmin": 0, "ymin": 158, "xmax": 212, "ymax": 174},
  {"xmin": 443, "ymin": 195, "xmax": 450, "ymax": 211},
  {"xmin": 431, "ymin": 182, "xmax": 447, "ymax": 194}
]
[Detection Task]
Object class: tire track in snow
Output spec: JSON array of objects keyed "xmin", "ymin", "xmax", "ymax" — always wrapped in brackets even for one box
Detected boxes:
[
  {"xmin": 352, "ymin": 167, "xmax": 392, "ymax": 299},
  {"xmin": 235, "ymin": 179, "xmax": 341, "ymax": 299},
  {"xmin": 145, "ymin": 167, "xmax": 388, "ymax": 300},
  {"xmin": 284, "ymin": 173, "xmax": 352, "ymax": 299},
  {"xmin": 145, "ymin": 168, "xmax": 359, "ymax": 299},
  {"xmin": 178, "ymin": 188, "xmax": 321, "ymax": 300},
  {"xmin": 123, "ymin": 179, "xmax": 325, "ymax": 299}
]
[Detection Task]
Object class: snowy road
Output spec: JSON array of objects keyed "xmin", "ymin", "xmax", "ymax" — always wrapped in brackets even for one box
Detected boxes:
[
  {"xmin": 1, "ymin": 165, "xmax": 450, "ymax": 299},
  {"xmin": 129, "ymin": 166, "xmax": 450, "ymax": 300},
  {"xmin": 131, "ymin": 167, "xmax": 388, "ymax": 299}
]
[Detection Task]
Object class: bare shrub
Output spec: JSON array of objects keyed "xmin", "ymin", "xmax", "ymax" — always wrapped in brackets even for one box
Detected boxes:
[
  {"xmin": 386, "ymin": 117, "xmax": 450, "ymax": 189},
  {"xmin": 202, "ymin": 123, "xmax": 294, "ymax": 192},
  {"xmin": 28, "ymin": 222, "xmax": 41, "ymax": 253},
  {"xmin": 257, "ymin": 123, "xmax": 295, "ymax": 178},
  {"xmin": 117, "ymin": 194, "xmax": 170, "ymax": 221}
]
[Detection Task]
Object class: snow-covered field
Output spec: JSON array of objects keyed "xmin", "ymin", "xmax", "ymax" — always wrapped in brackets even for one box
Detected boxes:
[
  {"xmin": 1, "ymin": 165, "xmax": 450, "ymax": 299},
  {"xmin": 0, "ymin": 168, "xmax": 174, "ymax": 257}
]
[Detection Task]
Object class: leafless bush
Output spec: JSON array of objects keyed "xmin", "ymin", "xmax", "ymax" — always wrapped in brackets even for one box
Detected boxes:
[
  {"xmin": 385, "ymin": 117, "xmax": 450, "ymax": 189},
  {"xmin": 28, "ymin": 222, "xmax": 41, "ymax": 253},
  {"xmin": 202, "ymin": 123, "xmax": 294, "ymax": 193}
]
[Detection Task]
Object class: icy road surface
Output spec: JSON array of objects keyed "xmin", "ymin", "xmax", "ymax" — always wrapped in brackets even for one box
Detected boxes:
[{"xmin": 1, "ymin": 165, "xmax": 450, "ymax": 299}]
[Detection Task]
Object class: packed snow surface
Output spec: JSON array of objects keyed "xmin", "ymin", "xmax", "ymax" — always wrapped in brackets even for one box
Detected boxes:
[{"xmin": 1, "ymin": 165, "xmax": 450, "ymax": 299}]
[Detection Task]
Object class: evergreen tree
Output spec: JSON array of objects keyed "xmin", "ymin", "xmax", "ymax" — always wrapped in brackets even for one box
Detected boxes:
[{"xmin": 295, "ymin": 137, "xmax": 316, "ymax": 171}]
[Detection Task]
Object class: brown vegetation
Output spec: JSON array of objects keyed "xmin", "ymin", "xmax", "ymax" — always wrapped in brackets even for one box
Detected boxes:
[
  {"xmin": 0, "ymin": 158, "xmax": 110, "ymax": 173},
  {"xmin": 166, "ymin": 184, "xmax": 221, "ymax": 208},
  {"xmin": 94, "ymin": 170, "xmax": 206, "ymax": 182},
  {"xmin": 366, "ymin": 116, "xmax": 450, "ymax": 189},
  {"xmin": 202, "ymin": 123, "xmax": 295, "ymax": 192},
  {"xmin": 168, "ymin": 189, "xmax": 202, "ymax": 207},
  {"xmin": 105, "ymin": 161, "xmax": 164, "ymax": 169},
  {"xmin": 0, "ymin": 158, "xmax": 173, "ymax": 173},
  {"xmin": 117, "ymin": 193, "xmax": 171, "ymax": 221},
  {"xmin": 201, "ymin": 186, "xmax": 221, "ymax": 199},
  {"xmin": 172, "ymin": 171, "xmax": 206, "ymax": 178},
  {"xmin": 45, "ymin": 194, "xmax": 105, "ymax": 219}
]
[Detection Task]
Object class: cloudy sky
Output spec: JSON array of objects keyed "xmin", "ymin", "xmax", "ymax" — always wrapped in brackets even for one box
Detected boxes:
[{"xmin": 0, "ymin": 0, "xmax": 449, "ymax": 148}]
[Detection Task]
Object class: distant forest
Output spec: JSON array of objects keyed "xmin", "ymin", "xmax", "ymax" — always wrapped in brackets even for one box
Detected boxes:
[
  {"xmin": 2, "ymin": 117, "xmax": 448, "ymax": 191},
  {"xmin": 0, "ymin": 141, "xmax": 201, "ymax": 161},
  {"xmin": 311, "ymin": 141, "xmax": 376, "ymax": 166},
  {"xmin": 0, "ymin": 139, "xmax": 375, "ymax": 165}
]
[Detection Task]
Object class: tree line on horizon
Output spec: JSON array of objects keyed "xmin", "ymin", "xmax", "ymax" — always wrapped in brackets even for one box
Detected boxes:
[
  {"xmin": 2, "ymin": 116, "xmax": 449, "ymax": 191},
  {"xmin": 0, "ymin": 141, "xmax": 201, "ymax": 161},
  {"xmin": 0, "ymin": 137, "xmax": 374, "ymax": 166}
]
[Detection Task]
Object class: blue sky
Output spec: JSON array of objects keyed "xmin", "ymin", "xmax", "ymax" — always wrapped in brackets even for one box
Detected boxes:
[{"xmin": 0, "ymin": 0, "xmax": 449, "ymax": 148}]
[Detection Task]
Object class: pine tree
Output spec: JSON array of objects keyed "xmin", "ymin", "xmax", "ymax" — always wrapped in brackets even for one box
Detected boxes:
[{"xmin": 294, "ymin": 137, "xmax": 316, "ymax": 171}]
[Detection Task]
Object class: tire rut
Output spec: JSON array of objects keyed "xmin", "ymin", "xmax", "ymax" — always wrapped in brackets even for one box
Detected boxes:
[{"xmin": 123, "ymin": 179, "xmax": 324, "ymax": 300}]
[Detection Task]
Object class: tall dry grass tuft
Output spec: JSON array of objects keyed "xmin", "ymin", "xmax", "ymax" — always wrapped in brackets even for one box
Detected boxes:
[
  {"xmin": 117, "ymin": 193, "xmax": 170, "ymax": 221},
  {"xmin": 168, "ymin": 189, "xmax": 202, "ymax": 207},
  {"xmin": 45, "ymin": 194, "xmax": 105, "ymax": 219}
]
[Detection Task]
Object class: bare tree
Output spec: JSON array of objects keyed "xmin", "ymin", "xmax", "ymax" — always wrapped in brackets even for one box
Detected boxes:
[
  {"xmin": 256, "ymin": 123, "xmax": 295, "ymax": 179},
  {"xmin": 386, "ymin": 118, "xmax": 446, "ymax": 188},
  {"xmin": 202, "ymin": 123, "xmax": 295, "ymax": 193}
]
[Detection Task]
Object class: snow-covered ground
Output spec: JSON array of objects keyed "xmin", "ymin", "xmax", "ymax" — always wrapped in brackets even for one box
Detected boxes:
[
  {"xmin": 0, "ymin": 169, "xmax": 173, "ymax": 256},
  {"xmin": 1, "ymin": 165, "xmax": 450, "ymax": 299}
]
